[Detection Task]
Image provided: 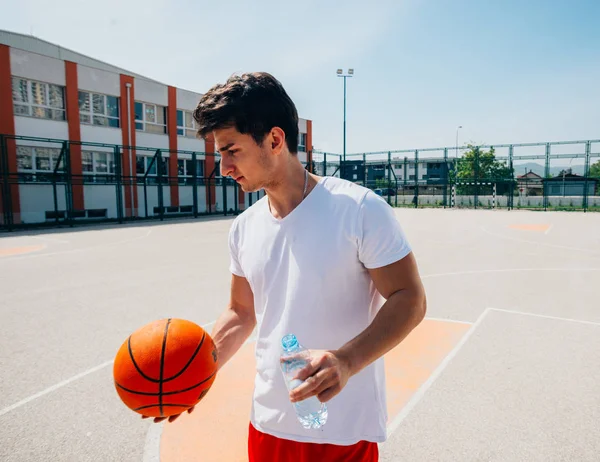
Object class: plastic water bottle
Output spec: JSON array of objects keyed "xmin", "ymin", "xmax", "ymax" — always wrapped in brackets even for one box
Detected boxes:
[{"xmin": 280, "ymin": 333, "xmax": 328, "ymax": 430}]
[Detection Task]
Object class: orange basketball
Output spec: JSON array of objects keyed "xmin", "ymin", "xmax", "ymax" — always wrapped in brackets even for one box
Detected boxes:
[{"xmin": 113, "ymin": 318, "xmax": 218, "ymax": 418}]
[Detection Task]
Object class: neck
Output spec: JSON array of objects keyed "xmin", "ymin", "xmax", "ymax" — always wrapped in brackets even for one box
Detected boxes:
[{"xmin": 264, "ymin": 158, "xmax": 314, "ymax": 220}]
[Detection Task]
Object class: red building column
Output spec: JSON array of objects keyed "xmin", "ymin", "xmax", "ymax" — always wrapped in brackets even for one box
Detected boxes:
[
  {"xmin": 119, "ymin": 75, "xmax": 137, "ymax": 217},
  {"xmin": 204, "ymin": 134, "xmax": 216, "ymax": 212},
  {"xmin": 167, "ymin": 86, "xmax": 179, "ymax": 207},
  {"xmin": 65, "ymin": 61, "xmax": 84, "ymax": 211},
  {"xmin": 0, "ymin": 44, "xmax": 20, "ymax": 224},
  {"xmin": 306, "ymin": 120, "xmax": 313, "ymax": 173}
]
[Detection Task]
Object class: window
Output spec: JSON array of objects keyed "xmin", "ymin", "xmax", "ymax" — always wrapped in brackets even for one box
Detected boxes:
[
  {"xmin": 177, "ymin": 157, "xmax": 205, "ymax": 184},
  {"xmin": 11, "ymin": 77, "xmax": 66, "ymax": 120},
  {"xmin": 15, "ymin": 146, "xmax": 64, "ymax": 181},
  {"xmin": 79, "ymin": 91, "xmax": 119, "ymax": 127},
  {"xmin": 298, "ymin": 133, "xmax": 307, "ymax": 151},
  {"xmin": 135, "ymin": 102, "xmax": 167, "ymax": 134},
  {"xmin": 177, "ymin": 110, "xmax": 197, "ymax": 138},
  {"xmin": 81, "ymin": 150, "xmax": 116, "ymax": 182},
  {"xmin": 136, "ymin": 154, "xmax": 169, "ymax": 183}
]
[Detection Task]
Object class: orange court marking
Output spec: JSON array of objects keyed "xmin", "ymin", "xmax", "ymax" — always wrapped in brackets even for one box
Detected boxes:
[
  {"xmin": 161, "ymin": 319, "xmax": 471, "ymax": 462},
  {"xmin": 508, "ymin": 224, "xmax": 551, "ymax": 233},
  {"xmin": 0, "ymin": 245, "xmax": 45, "ymax": 257}
]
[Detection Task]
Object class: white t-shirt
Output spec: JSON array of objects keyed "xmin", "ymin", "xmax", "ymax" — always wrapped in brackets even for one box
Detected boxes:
[{"xmin": 228, "ymin": 176, "xmax": 412, "ymax": 445}]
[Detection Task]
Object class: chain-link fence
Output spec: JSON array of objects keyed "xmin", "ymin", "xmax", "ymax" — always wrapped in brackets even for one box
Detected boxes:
[
  {"xmin": 3, "ymin": 135, "xmax": 599, "ymax": 231},
  {"xmin": 310, "ymin": 140, "xmax": 600, "ymax": 212},
  {"xmin": 0, "ymin": 134, "xmax": 267, "ymax": 231}
]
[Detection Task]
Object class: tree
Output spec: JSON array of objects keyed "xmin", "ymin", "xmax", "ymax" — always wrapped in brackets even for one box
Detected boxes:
[
  {"xmin": 453, "ymin": 145, "xmax": 514, "ymax": 195},
  {"xmin": 590, "ymin": 160, "xmax": 600, "ymax": 194},
  {"xmin": 590, "ymin": 160, "xmax": 600, "ymax": 179}
]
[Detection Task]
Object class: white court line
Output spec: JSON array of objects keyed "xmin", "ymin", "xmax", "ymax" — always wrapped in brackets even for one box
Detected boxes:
[
  {"xmin": 424, "ymin": 316, "xmax": 473, "ymax": 325},
  {"xmin": 0, "ymin": 319, "xmax": 216, "ymax": 419},
  {"xmin": 0, "ymin": 229, "xmax": 152, "ymax": 262},
  {"xmin": 143, "ymin": 327, "xmax": 256, "ymax": 462},
  {"xmin": 544, "ymin": 224, "xmax": 553, "ymax": 235},
  {"xmin": 490, "ymin": 308, "xmax": 600, "ymax": 327},
  {"xmin": 386, "ymin": 308, "xmax": 491, "ymax": 438},
  {"xmin": 480, "ymin": 225, "xmax": 600, "ymax": 256},
  {"xmin": 422, "ymin": 267, "xmax": 600, "ymax": 279},
  {"xmin": 0, "ymin": 359, "xmax": 114, "ymax": 418}
]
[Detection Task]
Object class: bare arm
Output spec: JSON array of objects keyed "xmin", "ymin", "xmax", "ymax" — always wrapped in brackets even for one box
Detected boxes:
[
  {"xmin": 289, "ymin": 252, "xmax": 427, "ymax": 403},
  {"xmin": 210, "ymin": 273, "xmax": 256, "ymax": 371},
  {"xmin": 337, "ymin": 252, "xmax": 427, "ymax": 376}
]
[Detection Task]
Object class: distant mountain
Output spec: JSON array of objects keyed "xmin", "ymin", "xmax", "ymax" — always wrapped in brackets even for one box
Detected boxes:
[{"xmin": 512, "ymin": 162, "xmax": 585, "ymax": 177}]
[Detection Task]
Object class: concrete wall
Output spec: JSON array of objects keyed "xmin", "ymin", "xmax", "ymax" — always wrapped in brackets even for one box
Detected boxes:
[
  {"xmin": 135, "ymin": 78, "xmax": 168, "ymax": 106},
  {"xmin": 78, "ymin": 64, "xmax": 120, "ymax": 97},
  {"xmin": 10, "ymin": 48, "xmax": 65, "ymax": 85},
  {"xmin": 18, "ymin": 184, "xmax": 66, "ymax": 224}
]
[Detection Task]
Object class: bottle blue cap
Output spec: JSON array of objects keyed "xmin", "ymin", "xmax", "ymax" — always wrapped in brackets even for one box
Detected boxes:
[{"xmin": 282, "ymin": 334, "xmax": 298, "ymax": 350}]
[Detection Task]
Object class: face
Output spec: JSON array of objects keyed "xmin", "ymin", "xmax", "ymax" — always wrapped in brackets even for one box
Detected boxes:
[{"xmin": 214, "ymin": 126, "xmax": 285, "ymax": 193}]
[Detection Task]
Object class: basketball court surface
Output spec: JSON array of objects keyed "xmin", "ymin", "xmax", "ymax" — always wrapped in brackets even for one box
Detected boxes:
[{"xmin": 1, "ymin": 207, "xmax": 599, "ymax": 461}]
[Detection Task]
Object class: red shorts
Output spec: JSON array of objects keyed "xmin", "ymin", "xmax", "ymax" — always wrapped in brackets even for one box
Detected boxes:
[{"xmin": 248, "ymin": 422, "xmax": 379, "ymax": 462}]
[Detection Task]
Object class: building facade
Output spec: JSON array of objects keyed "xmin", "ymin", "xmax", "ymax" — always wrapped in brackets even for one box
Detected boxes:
[{"xmin": 0, "ymin": 30, "xmax": 313, "ymax": 226}]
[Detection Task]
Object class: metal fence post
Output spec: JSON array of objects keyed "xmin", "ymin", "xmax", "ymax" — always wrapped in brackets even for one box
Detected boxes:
[
  {"xmin": 544, "ymin": 143, "xmax": 550, "ymax": 211},
  {"xmin": 387, "ymin": 151, "xmax": 391, "ymax": 205},
  {"xmin": 115, "ymin": 146, "xmax": 124, "ymax": 224},
  {"xmin": 474, "ymin": 147, "xmax": 479, "ymax": 210},
  {"xmin": 157, "ymin": 149, "xmax": 164, "ymax": 221},
  {"xmin": 508, "ymin": 145, "xmax": 514, "ymax": 210},
  {"xmin": 414, "ymin": 150, "xmax": 419, "ymax": 208},
  {"xmin": 64, "ymin": 141, "xmax": 74, "ymax": 227},
  {"xmin": 222, "ymin": 177, "xmax": 227, "ymax": 216},
  {"xmin": 0, "ymin": 134, "xmax": 12, "ymax": 230},
  {"xmin": 583, "ymin": 141, "xmax": 591, "ymax": 212},
  {"xmin": 192, "ymin": 152, "xmax": 198, "ymax": 218},
  {"xmin": 443, "ymin": 147, "xmax": 448, "ymax": 207}
]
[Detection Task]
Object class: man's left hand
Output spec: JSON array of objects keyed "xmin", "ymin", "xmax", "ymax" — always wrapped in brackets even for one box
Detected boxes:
[{"xmin": 286, "ymin": 350, "xmax": 352, "ymax": 404}]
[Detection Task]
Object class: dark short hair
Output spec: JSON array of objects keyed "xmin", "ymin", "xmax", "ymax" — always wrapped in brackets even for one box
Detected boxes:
[{"xmin": 193, "ymin": 72, "xmax": 300, "ymax": 154}]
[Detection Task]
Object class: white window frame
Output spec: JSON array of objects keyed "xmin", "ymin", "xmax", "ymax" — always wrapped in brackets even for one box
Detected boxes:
[
  {"xmin": 135, "ymin": 101, "xmax": 167, "ymax": 134},
  {"xmin": 136, "ymin": 153, "xmax": 169, "ymax": 180},
  {"xmin": 15, "ymin": 145, "xmax": 64, "ymax": 181},
  {"xmin": 176, "ymin": 155, "xmax": 205, "ymax": 184},
  {"xmin": 176, "ymin": 109, "xmax": 197, "ymax": 138},
  {"xmin": 81, "ymin": 150, "xmax": 116, "ymax": 181},
  {"xmin": 298, "ymin": 133, "xmax": 307, "ymax": 152},
  {"xmin": 79, "ymin": 91, "xmax": 120, "ymax": 128},
  {"xmin": 11, "ymin": 77, "xmax": 66, "ymax": 121}
]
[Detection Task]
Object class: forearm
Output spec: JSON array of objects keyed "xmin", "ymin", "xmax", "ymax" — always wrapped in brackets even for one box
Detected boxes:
[
  {"xmin": 337, "ymin": 288, "xmax": 426, "ymax": 377},
  {"xmin": 210, "ymin": 306, "xmax": 256, "ymax": 371}
]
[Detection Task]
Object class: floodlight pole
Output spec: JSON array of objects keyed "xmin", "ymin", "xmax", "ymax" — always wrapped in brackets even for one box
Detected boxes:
[
  {"xmin": 343, "ymin": 75, "xmax": 346, "ymax": 164},
  {"xmin": 337, "ymin": 69, "xmax": 354, "ymax": 170}
]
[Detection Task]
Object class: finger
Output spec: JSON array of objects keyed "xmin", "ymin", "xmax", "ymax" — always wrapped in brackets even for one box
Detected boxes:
[
  {"xmin": 187, "ymin": 406, "xmax": 195, "ymax": 414},
  {"xmin": 168, "ymin": 414, "xmax": 181, "ymax": 423},
  {"xmin": 317, "ymin": 383, "xmax": 341, "ymax": 403},
  {"xmin": 290, "ymin": 369, "xmax": 331, "ymax": 402},
  {"xmin": 153, "ymin": 416, "xmax": 167, "ymax": 423},
  {"xmin": 293, "ymin": 356, "xmax": 324, "ymax": 382}
]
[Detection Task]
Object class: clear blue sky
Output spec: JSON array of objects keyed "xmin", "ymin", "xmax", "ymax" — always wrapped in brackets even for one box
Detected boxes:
[{"xmin": 2, "ymin": 0, "xmax": 599, "ymax": 155}]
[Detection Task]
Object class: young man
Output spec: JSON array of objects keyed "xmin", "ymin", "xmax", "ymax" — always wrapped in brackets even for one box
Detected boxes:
[{"xmin": 150, "ymin": 72, "xmax": 427, "ymax": 461}]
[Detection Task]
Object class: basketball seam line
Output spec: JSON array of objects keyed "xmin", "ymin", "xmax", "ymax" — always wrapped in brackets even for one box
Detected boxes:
[
  {"xmin": 158, "ymin": 318, "xmax": 171, "ymax": 417},
  {"xmin": 128, "ymin": 336, "xmax": 158, "ymax": 383},
  {"xmin": 114, "ymin": 371, "xmax": 216, "ymax": 396},
  {"xmin": 124, "ymin": 330, "xmax": 208, "ymax": 384},
  {"xmin": 162, "ymin": 331, "xmax": 206, "ymax": 382},
  {"xmin": 133, "ymin": 403, "xmax": 191, "ymax": 411}
]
